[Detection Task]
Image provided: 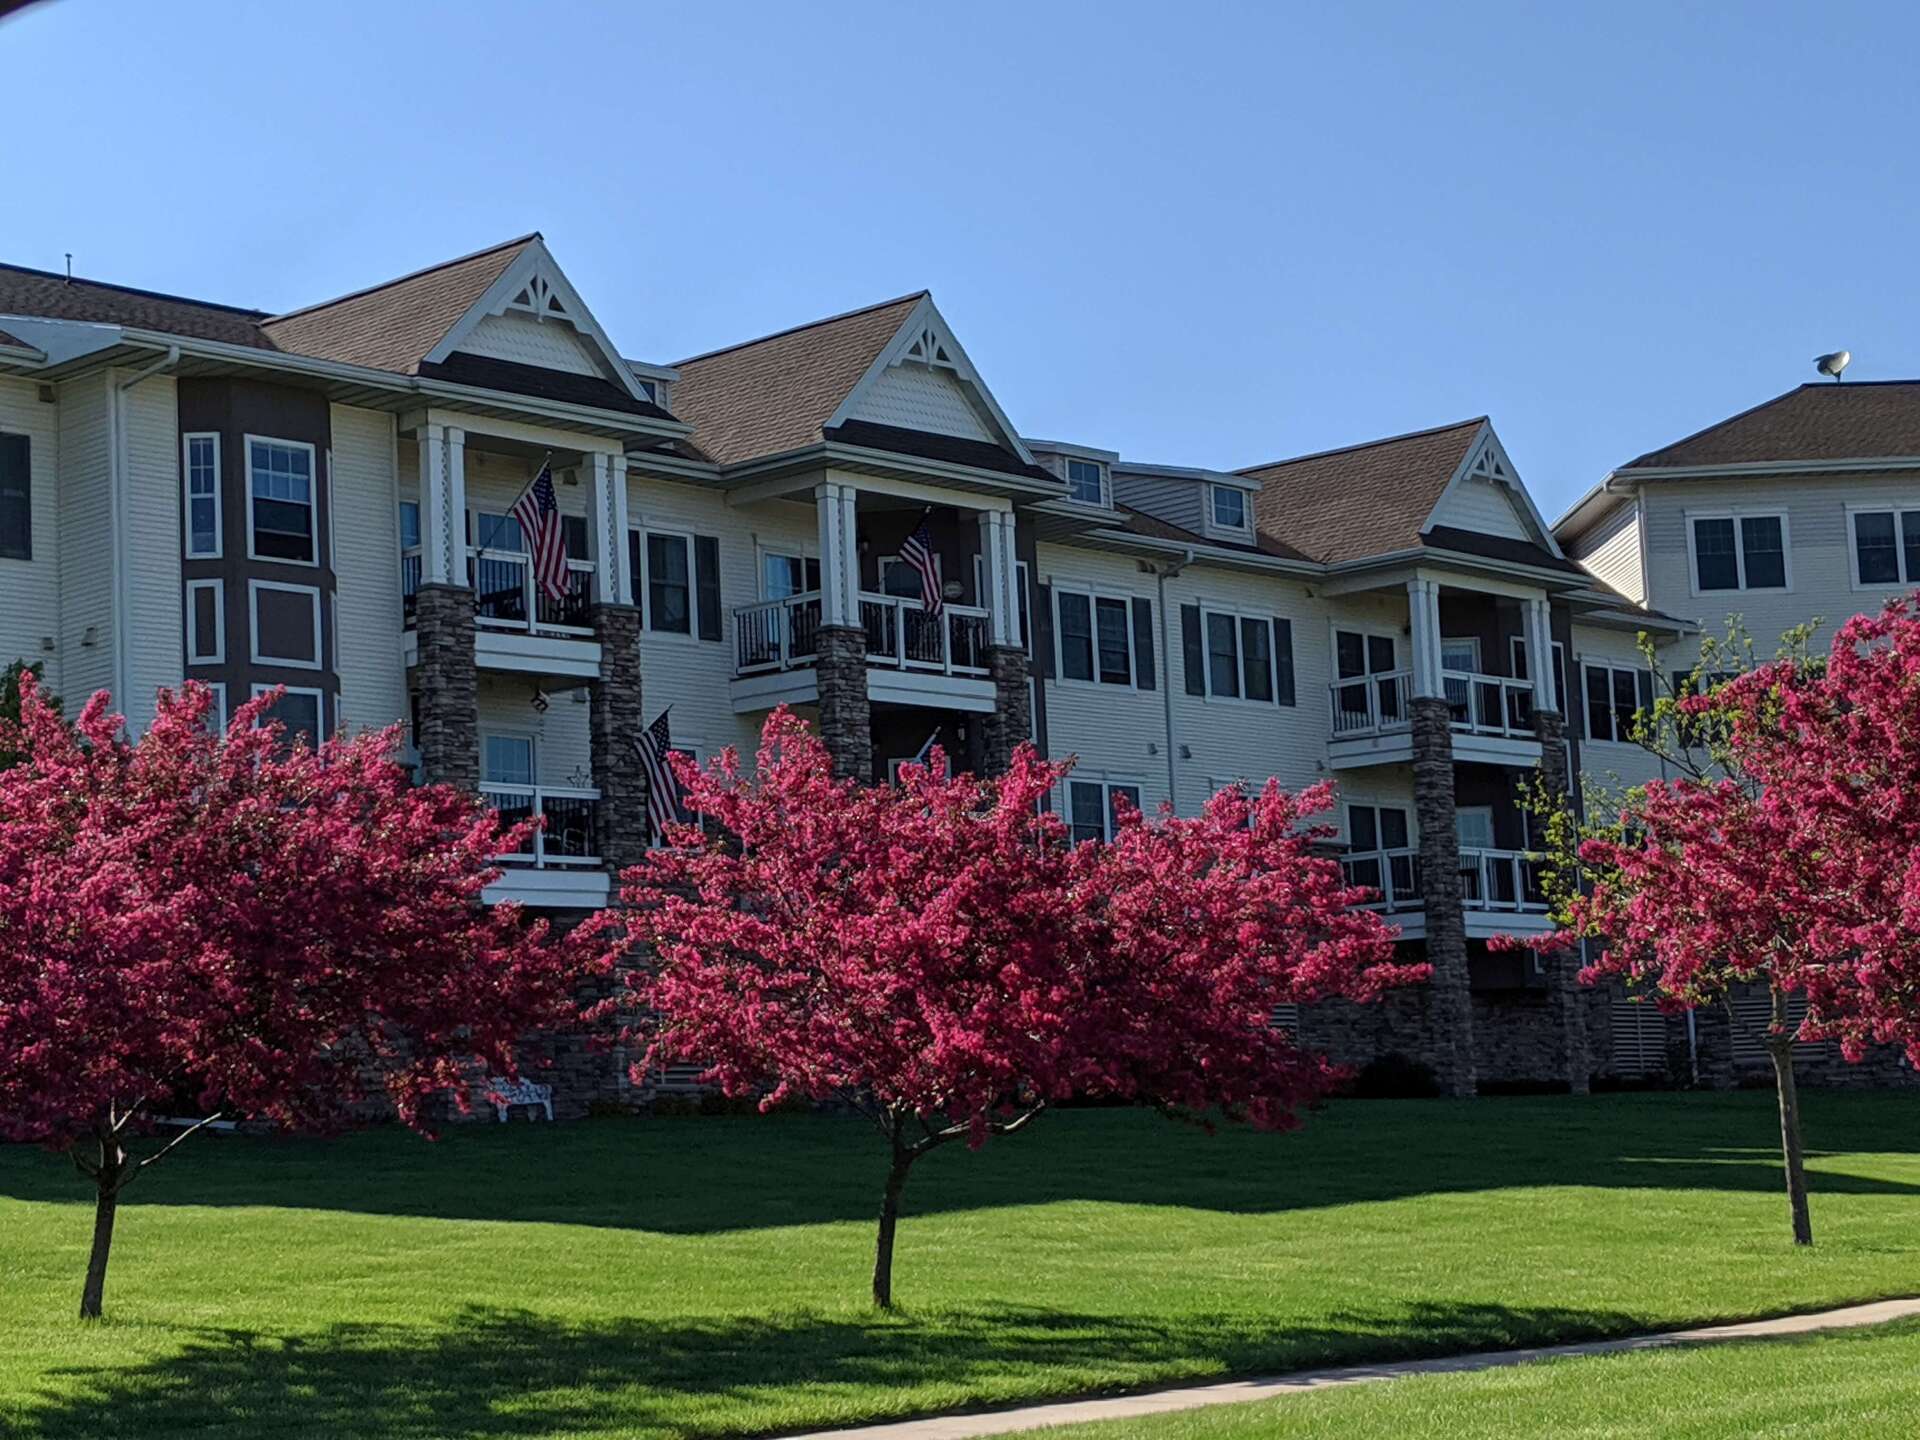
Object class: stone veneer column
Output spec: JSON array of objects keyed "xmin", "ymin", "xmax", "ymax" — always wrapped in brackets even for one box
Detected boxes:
[
  {"xmin": 590, "ymin": 604, "xmax": 647, "ymax": 875},
  {"xmin": 1532, "ymin": 708, "xmax": 1590, "ymax": 1094},
  {"xmin": 1412, "ymin": 696, "xmax": 1476, "ymax": 1097},
  {"xmin": 815, "ymin": 625, "xmax": 873, "ymax": 783},
  {"xmin": 982, "ymin": 645, "xmax": 1031, "ymax": 777},
  {"xmin": 413, "ymin": 583, "xmax": 478, "ymax": 792}
]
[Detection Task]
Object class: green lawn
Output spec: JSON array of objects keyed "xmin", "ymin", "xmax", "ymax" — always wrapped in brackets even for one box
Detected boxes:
[
  {"xmin": 1037, "ymin": 1318, "xmax": 1920, "ymax": 1439},
  {"xmin": 0, "ymin": 1093, "xmax": 1917, "ymax": 1438}
]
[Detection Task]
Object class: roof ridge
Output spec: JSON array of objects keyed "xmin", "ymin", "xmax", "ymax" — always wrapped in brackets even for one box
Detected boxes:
[
  {"xmin": 0, "ymin": 260, "xmax": 269, "ymax": 319},
  {"xmin": 1236, "ymin": 415, "xmax": 1486, "ymax": 476},
  {"xmin": 262, "ymin": 232, "xmax": 541, "ymax": 326},
  {"xmin": 674, "ymin": 291, "xmax": 929, "ymax": 367}
]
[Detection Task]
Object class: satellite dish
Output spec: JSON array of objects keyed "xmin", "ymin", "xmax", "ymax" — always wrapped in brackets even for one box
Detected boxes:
[{"xmin": 1814, "ymin": 350, "xmax": 1851, "ymax": 382}]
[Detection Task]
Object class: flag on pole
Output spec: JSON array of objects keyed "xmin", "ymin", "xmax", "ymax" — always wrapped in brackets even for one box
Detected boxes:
[
  {"xmin": 898, "ymin": 516, "xmax": 942, "ymax": 617},
  {"xmin": 636, "ymin": 707, "xmax": 685, "ymax": 841},
  {"xmin": 510, "ymin": 459, "xmax": 570, "ymax": 603}
]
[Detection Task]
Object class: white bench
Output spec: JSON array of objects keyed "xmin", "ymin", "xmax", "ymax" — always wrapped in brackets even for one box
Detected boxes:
[{"xmin": 490, "ymin": 1077, "xmax": 554, "ymax": 1122}]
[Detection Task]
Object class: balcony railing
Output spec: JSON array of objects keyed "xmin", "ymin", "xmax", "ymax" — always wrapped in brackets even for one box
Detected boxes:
[
  {"xmin": 731, "ymin": 590, "xmax": 991, "ymax": 678},
  {"xmin": 481, "ymin": 785, "xmax": 601, "ymax": 867},
  {"xmin": 1443, "ymin": 670, "xmax": 1535, "ymax": 738},
  {"xmin": 1330, "ymin": 669, "xmax": 1412, "ymax": 737},
  {"xmin": 1341, "ymin": 845, "xmax": 1548, "ymax": 915},
  {"xmin": 399, "ymin": 545, "xmax": 594, "ymax": 635}
]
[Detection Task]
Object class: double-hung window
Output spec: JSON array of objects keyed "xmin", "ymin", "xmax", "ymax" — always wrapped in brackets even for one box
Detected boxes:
[
  {"xmin": 245, "ymin": 436, "xmax": 317, "ymax": 564},
  {"xmin": 253, "ymin": 685, "xmax": 324, "ymax": 750},
  {"xmin": 762, "ymin": 551, "xmax": 821, "ymax": 599},
  {"xmin": 1068, "ymin": 778, "xmax": 1141, "ymax": 844},
  {"xmin": 642, "ymin": 530, "xmax": 691, "ymax": 634},
  {"xmin": 1344, "ymin": 803, "xmax": 1414, "ymax": 906},
  {"xmin": 1582, "ymin": 660, "xmax": 1653, "ymax": 744},
  {"xmin": 1054, "ymin": 588, "xmax": 1144, "ymax": 686},
  {"xmin": 1688, "ymin": 511, "xmax": 1788, "ymax": 594},
  {"xmin": 1849, "ymin": 507, "xmax": 1920, "ymax": 588},
  {"xmin": 1065, "ymin": 457, "xmax": 1108, "ymax": 506},
  {"xmin": 183, "ymin": 433, "xmax": 221, "ymax": 558},
  {"xmin": 1188, "ymin": 605, "xmax": 1295, "ymax": 705}
]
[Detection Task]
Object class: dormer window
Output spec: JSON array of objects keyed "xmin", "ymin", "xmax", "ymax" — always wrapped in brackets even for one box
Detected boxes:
[
  {"xmin": 1066, "ymin": 457, "xmax": 1108, "ymax": 507},
  {"xmin": 1207, "ymin": 483, "xmax": 1251, "ymax": 539}
]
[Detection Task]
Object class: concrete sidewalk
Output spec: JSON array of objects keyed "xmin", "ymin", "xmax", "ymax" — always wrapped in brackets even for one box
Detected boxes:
[{"xmin": 789, "ymin": 1296, "xmax": 1920, "ymax": 1440}]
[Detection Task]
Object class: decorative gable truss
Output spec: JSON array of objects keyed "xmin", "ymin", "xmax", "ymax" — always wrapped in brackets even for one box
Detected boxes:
[
  {"xmin": 425, "ymin": 238, "xmax": 657, "ymax": 404},
  {"xmin": 1423, "ymin": 424, "xmax": 1566, "ymax": 556},
  {"xmin": 830, "ymin": 296, "xmax": 1036, "ymax": 462}
]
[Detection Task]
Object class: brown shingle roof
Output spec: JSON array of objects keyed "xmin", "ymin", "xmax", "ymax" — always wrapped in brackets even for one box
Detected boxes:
[
  {"xmin": 1115, "ymin": 504, "xmax": 1314, "ymax": 563},
  {"xmin": 0, "ymin": 262, "xmax": 272, "ymax": 347},
  {"xmin": 259, "ymin": 235, "xmax": 535, "ymax": 374},
  {"xmin": 670, "ymin": 293, "xmax": 925, "ymax": 466},
  {"xmin": 1238, "ymin": 418, "xmax": 1485, "ymax": 565},
  {"xmin": 1621, "ymin": 381, "xmax": 1920, "ymax": 469}
]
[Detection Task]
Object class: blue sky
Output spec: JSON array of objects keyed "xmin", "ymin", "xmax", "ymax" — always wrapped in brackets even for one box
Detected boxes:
[{"xmin": 4, "ymin": 0, "xmax": 1915, "ymax": 518}]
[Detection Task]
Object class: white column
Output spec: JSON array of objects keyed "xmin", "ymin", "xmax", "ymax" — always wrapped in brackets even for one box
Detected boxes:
[
  {"xmin": 979, "ymin": 510, "xmax": 1019, "ymax": 647},
  {"xmin": 1407, "ymin": 578, "xmax": 1444, "ymax": 699},
  {"xmin": 816, "ymin": 481, "xmax": 860, "ymax": 628},
  {"xmin": 588, "ymin": 452, "xmax": 630, "ymax": 605},
  {"xmin": 445, "ymin": 426, "xmax": 467, "ymax": 585},
  {"xmin": 1526, "ymin": 596, "xmax": 1556, "ymax": 710},
  {"xmin": 418, "ymin": 423, "xmax": 453, "ymax": 584},
  {"xmin": 610, "ymin": 455, "xmax": 631, "ymax": 606}
]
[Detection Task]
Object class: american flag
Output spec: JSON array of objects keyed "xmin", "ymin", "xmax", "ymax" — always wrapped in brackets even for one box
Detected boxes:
[
  {"xmin": 509, "ymin": 461, "xmax": 570, "ymax": 602},
  {"xmin": 636, "ymin": 708, "xmax": 686, "ymax": 842},
  {"xmin": 899, "ymin": 518, "xmax": 942, "ymax": 616}
]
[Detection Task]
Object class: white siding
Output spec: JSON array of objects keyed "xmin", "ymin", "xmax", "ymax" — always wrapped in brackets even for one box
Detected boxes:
[
  {"xmin": 477, "ymin": 673, "xmax": 591, "ymax": 789},
  {"xmin": 0, "ymin": 375, "xmax": 61, "ymax": 691},
  {"xmin": 457, "ymin": 312, "xmax": 602, "ymax": 376},
  {"xmin": 1433, "ymin": 475, "xmax": 1531, "ymax": 540},
  {"xmin": 120, "ymin": 373, "xmax": 181, "ymax": 733},
  {"xmin": 847, "ymin": 364, "xmax": 995, "ymax": 443},
  {"xmin": 330, "ymin": 404, "xmax": 406, "ymax": 734},
  {"xmin": 1572, "ymin": 501, "xmax": 1645, "ymax": 604},
  {"xmin": 56, "ymin": 374, "xmax": 113, "ymax": 707}
]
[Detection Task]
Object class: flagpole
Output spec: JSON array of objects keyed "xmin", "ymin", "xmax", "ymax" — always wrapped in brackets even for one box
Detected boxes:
[{"xmin": 478, "ymin": 451, "xmax": 554, "ymax": 555}]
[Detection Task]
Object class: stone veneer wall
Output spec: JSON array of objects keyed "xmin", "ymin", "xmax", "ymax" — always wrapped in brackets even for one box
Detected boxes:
[
  {"xmin": 982, "ymin": 645, "xmax": 1031, "ymax": 776},
  {"xmin": 1411, "ymin": 697, "xmax": 1476, "ymax": 1096},
  {"xmin": 815, "ymin": 625, "xmax": 873, "ymax": 782},
  {"xmin": 1530, "ymin": 708, "xmax": 1591, "ymax": 1093},
  {"xmin": 589, "ymin": 604, "xmax": 647, "ymax": 874},
  {"xmin": 413, "ymin": 583, "xmax": 478, "ymax": 790}
]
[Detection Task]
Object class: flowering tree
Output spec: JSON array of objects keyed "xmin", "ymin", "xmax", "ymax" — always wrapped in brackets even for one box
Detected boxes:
[
  {"xmin": 594, "ymin": 708, "xmax": 1419, "ymax": 1307},
  {"xmin": 0, "ymin": 679, "xmax": 582, "ymax": 1318},
  {"xmin": 1526, "ymin": 602, "xmax": 1920, "ymax": 1247}
]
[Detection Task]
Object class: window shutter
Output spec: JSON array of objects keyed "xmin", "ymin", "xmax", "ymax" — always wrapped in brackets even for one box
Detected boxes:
[
  {"xmin": 1637, "ymin": 668, "xmax": 1655, "ymax": 714},
  {"xmin": 1272, "ymin": 617, "xmax": 1296, "ymax": 706},
  {"xmin": 1131, "ymin": 597, "xmax": 1156, "ymax": 690},
  {"xmin": 1181, "ymin": 604, "xmax": 1205, "ymax": 695},
  {"xmin": 0, "ymin": 433, "xmax": 29, "ymax": 560},
  {"xmin": 1036, "ymin": 583, "xmax": 1057, "ymax": 679},
  {"xmin": 694, "ymin": 535, "xmax": 722, "ymax": 641}
]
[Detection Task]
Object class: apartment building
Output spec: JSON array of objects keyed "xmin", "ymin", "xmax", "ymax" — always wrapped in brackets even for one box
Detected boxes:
[
  {"xmin": 0, "ymin": 234, "xmax": 1701, "ymax": 1106},
  {"xmin": 1556, "ymin": 380, "xmax": 1920, "ymax": 1087}
]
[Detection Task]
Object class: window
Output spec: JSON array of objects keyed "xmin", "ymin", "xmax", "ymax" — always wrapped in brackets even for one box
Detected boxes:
[
  {"xmin": 1849, "ymin": 508, "xmax": 1920, "ymax": 588},
  {"xmin": 1583, "ymin": 660, "xmax": 1653, "ymax": 744},
  {"xmin": 1689, "ymin": 511, "xmax": 1789, "ymax": 594},
  {"xmin": 1065, "ymin": 457, "xmax": 1107, "ymax": 506},
  {"xmin": 1509, "ymin": 636, "xmax": 1567, "ymax": 713},
  {"xmin": 1189, "ymin": 606, "xmax": 1293, "ymax": 704},
  {"xmin": 183, "ymin": 433, "xmax": 221, "ymax": 558},
  {"xmin": 0, "ymin": 432, "xmax": 28, "ymax": 561},
  {"xmin": 253, "ymin": 685, "xmax": 323, "ymax": 749},
  {"xmin": 1056, "ymin": 591, "xmax": 1094, "ymax": 681},
  {"xmin": 762, "ymin": 551, "xmax": 820, "ymax": 599},
  {"xmin": 1343, "ymin": 803, "xmax": 1414, "ymax": 905},
  {"xmin": 204, "ymin": 682, "xmax": 228, "ymax": 734},
  {"xmin": 1094, "ymin": 596, "xmax": 1132, "ymax": 685},
  {"xmin": 399, "ymin": 500, "xmax": 421, "ymax": 549},
  {"xmin": 1207, "ymin": 483, "xmax": 1250, "ymax": 537},
  {"xmin": 245, "ymin": 436, "xmax": 316, "ymax": 564},
  {"xmin": 1068, "ymin": 779, "xmax": 1141, "ymax": 844},
  {"xmin": 879, "ymin": 553, "xmax": 938, "ymax": 599},
  {"xmin": 643, "ymin": 530, "xmax": 691, "ymax": 634},
  {"xmin": 186, "ymin": 579, "xmax": 224, "ymax": 665},
  {"xmin": 1456, "ymin": 806, "xmax": 1496, "ymax": 851},
  {"xmin": 248, "ymin": 580, "xmax": 323, "ymax": 669},
  {"xmin": 1347, "ymin": 803, "xmax": 1411, "ymax": 853},
  {"xmin": 483, "ymin": 734, "xmax": 535, "ymax": 787}
]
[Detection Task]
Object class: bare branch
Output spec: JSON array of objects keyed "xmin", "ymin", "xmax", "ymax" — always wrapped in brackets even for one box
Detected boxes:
[{"xmin": 129, "ymin": 1112, "xmax": 226, "ymax": 1182}]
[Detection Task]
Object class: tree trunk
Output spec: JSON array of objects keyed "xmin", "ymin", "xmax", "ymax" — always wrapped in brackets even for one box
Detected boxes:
[
  {"xmin": 1768, "ymin": 987, "xmax": 1813, "ymax": 1247},
  {"xmin": 80, "ymin": 1135, "xmax": 125, "ymax": 1320},
  {"xmin": 872, "ymin": 1148, "xmax": 915, "ymax": 1310}
]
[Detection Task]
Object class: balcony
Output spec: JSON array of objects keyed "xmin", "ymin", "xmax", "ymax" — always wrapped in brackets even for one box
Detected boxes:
[
  {"xmin": 730, "ymin": 590, "xmax": 997, "ymax": 714},
  {"xmin": 479, "ymin": 784, "xmax": 610, "ymax": 909},
  {"xmin": 1325, "ymin": 668, "xmax": 1543, "ymax": 769},
  {"xmin": 402, "ymin": 546, "xmax": 603, "ymax": 679},
  {"xmin": 1341, "ymin": 845, "xmax": 1553, "ymax": 938}
]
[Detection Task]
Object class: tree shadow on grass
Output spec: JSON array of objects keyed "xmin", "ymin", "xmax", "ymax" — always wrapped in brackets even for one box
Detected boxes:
[
  {"xmin": 16, "ymin": 1297, "xmax": 1652, "ymax": 1440},
  {"xmin": 2, "ymin": 1093, "xmax": 1917, "ymax": 1235}
]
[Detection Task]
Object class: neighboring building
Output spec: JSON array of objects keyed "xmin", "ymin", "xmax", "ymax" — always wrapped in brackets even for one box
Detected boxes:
[
  {"xmin": 0, "ymin": 234, "xmax": 1700, "ymax": 1108},
  {"xmin": 1556, "ymin": 380, "xmax": 1920, "ymax": 1088}
]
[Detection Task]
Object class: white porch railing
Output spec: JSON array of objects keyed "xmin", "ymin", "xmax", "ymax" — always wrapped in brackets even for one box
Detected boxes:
[
  {"xmin": 468, "ymin": 547, "xmax": 596, "ymax": 635},
  {"xmin": 1342, "ymin": 846, "xmax": 1422, "ymax": 911},
  {"xmin": 481, "ymin": 785, "xmax": 602, "ymax": 867},
  {"xmin": 735, "ymin": 592, "xmax": 824, "ymax": 674},
  {"xmin": 861, "ymin": 593, "xmax": 990, "ymax": 675},
  {"xmin": 1442, "ymin": 670, "xmax": 1535, "ymax": 738},
  {"xmin": 1329, "ymin": 669, "xmax": 1413, "ymax": 736},
  {"xmin": 1343, "ymin": 845, "xmax": 1548, "ymax": 915}
]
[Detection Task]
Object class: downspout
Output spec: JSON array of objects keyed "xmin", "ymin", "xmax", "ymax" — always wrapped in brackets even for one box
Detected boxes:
[
  {"xmin": 1155, "ymin": 547, "xmax": 1195, "ymax": 809},
  {"xmin": 110, "ymin": 344, "xmax": 181, "ymax": 720}
]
